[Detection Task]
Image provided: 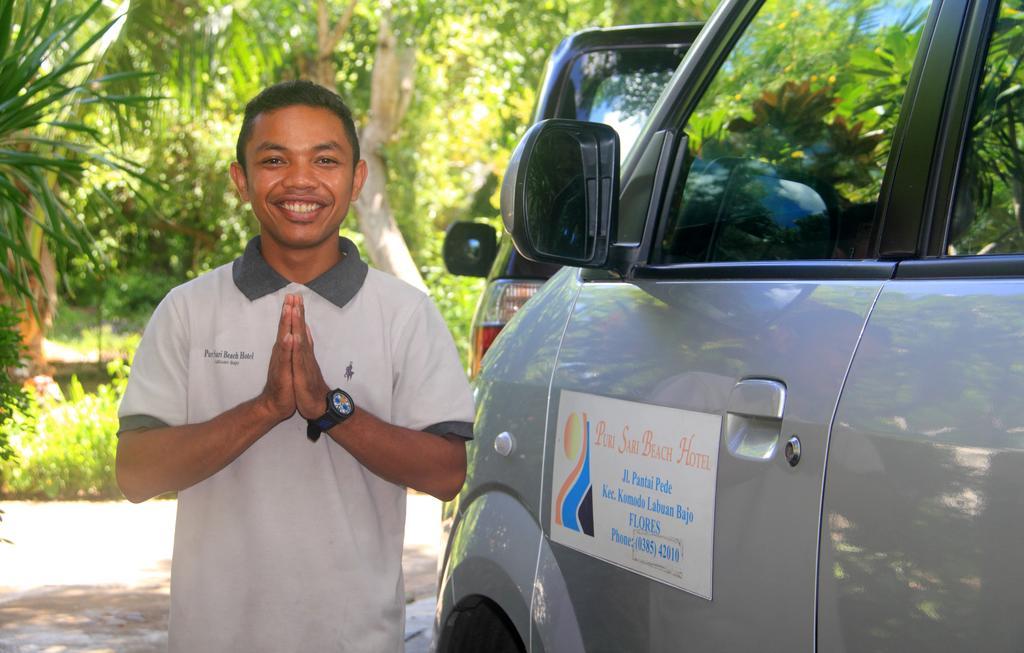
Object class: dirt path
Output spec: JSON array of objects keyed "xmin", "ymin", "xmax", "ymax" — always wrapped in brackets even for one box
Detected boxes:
[{"xmin": 0, "ymin": 494, "xmax": 441, "ymax": 652}]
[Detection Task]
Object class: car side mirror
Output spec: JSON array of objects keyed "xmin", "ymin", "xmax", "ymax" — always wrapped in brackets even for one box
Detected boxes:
[
  {"xmin": 500, "ymin": 119, "xmax": 619, "ymax": 268},
  {"xmin": 442, "ymin": 221, "xmax": 498, "ymax": 277}
]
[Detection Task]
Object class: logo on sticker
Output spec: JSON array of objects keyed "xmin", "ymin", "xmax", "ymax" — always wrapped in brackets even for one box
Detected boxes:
[{"xmin": 555, "ymin": 412, "xmax": 595, "ymax": 536}]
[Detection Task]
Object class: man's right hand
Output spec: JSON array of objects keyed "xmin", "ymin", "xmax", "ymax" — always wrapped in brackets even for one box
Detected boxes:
[{"xmin": 257, "ymin": 296, "xmax": 297, "ymax": 422}]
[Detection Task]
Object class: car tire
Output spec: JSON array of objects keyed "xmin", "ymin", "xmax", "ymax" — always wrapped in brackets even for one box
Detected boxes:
[{"xmin": 438, "ymin": 596, "xmax": 525, "ymax": 653}]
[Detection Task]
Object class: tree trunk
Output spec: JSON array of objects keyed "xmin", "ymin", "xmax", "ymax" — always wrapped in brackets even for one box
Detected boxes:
[
  {"xmin": 17, "ymin": 242, "xmax": 57, "ymax": 377},
  {"xmin": 6, "ymin": 168, "xmax": 57, "ymax": 378},
  {"xmin": 315, "ymin": 0, "xmax": 426, "ymax": 291}
]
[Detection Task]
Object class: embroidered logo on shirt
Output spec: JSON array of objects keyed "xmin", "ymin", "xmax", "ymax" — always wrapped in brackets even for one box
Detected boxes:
[
  {"xmin": 345, "ymin": 361, "xmax": 354, "ymax": 381},
  {"xmin": 204, "ymin": 348, "xmax": 256, "ymax": 366}
]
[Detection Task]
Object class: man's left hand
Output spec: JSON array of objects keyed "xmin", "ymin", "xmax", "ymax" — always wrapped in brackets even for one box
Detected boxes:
[{"xmin": 287, "ymin": 294, "xmax": 332, "ymax": 420}]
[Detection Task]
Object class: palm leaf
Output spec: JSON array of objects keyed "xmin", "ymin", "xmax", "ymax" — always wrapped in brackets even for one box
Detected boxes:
[
  {"xmin": 0, "ymin": 0, "xmax": 13, "ymax": 62},
  {"xmin": 0, "ymin": 0, "xmax": 159, "ymax": 304}
]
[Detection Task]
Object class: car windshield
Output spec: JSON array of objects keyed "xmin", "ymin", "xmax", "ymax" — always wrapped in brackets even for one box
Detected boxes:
[{"xmin": 560, "ymin": 47, "xmax": 685, "ymax": 158}]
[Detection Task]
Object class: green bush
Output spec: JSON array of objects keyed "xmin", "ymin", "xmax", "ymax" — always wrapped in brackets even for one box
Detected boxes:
[
  {"xmin": 0, "ymin": 307, "xmax": 27, "ymax": 464},
  {"xmin": 49, "ymin": 305, "xmax": 143, "ymax": 359},
  {"xmin": 0, "ymin": 359, "xmax": 128, "ymax": 500},
  {"xmin": 64, "ymin": 269, "xmax": 180, "ymax": 328},
  {"xmin": 424, "ymin": 262, "xmax": 485, "ymax": 372},
  {"xmin": 0, "ymin": 308, "xmax": 28, "ymax": 542}
]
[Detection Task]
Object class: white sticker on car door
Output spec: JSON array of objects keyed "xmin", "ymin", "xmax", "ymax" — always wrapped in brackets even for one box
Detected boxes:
[{"xmin": 551, "ymin": 389, "xmax": 721, "ymax": 599}]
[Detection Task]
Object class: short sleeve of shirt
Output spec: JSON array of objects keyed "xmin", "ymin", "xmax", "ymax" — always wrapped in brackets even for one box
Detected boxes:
[
  {"xmin": 118, "ymin": 292, "xmax": 188, "ymax": 434},
  {"xmin": 390, "ymin": 295, "xmax": 474, "ymax": 439}
]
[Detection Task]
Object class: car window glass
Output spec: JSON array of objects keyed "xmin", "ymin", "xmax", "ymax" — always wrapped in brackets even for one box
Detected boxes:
[
  {"xmin": 560, "ymin": 47, "xmax": 685, "ymax": 157},
  {"xmin": 656, "ymin": 0, "xmax": 930, "ymax": 264},
  {"xmin": 947, "ymin": 0, "xmax": 1024, "ymax": 257}
]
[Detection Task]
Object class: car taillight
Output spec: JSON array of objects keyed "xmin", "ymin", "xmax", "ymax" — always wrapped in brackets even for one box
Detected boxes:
[
  {"xmin": 471, "ymin": 279, "xmax": 543, "ymax": 376},
  {"xmin": 473, "ymin": 325, "xmax": 503, "ymax": 373}
]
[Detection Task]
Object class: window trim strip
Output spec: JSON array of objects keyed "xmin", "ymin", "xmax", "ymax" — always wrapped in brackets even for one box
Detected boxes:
[
  {"xmin": 634, "ymin": 261, "xmax": 897, "ymax": 281},
  {"xmin": 896, "ymin": 256, "xmax": 1024, "ymax": 279}
]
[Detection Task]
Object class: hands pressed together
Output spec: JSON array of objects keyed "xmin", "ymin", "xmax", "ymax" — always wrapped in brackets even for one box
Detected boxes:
[{"xmin": 259, "ymin": 294, "xmax": 333, "ymax": 424}]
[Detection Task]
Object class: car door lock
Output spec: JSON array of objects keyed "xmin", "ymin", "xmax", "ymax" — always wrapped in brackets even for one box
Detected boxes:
[
  {"xmin": 494, "ymin": 431, "xmax": 516, "ymax": 457},
  {"xmin": 785, "ymin": 435, "xmax": 801, "ymax": 467}
]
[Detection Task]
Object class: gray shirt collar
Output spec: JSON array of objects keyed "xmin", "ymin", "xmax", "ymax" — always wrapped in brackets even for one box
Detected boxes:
[{"xmin": 232, "ymin": 236, "xmax": 368, "ymax": 309}]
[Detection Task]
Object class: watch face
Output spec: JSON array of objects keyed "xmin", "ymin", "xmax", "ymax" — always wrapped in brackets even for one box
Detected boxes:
[{"xmin": 331, "ymin": 390, "xmax": 353, "ymax": 416}]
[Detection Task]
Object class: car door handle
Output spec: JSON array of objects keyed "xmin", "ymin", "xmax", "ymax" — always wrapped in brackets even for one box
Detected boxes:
[{"xmin": 725, "ymin": 379, "xmax": 786, "ymax": 460}]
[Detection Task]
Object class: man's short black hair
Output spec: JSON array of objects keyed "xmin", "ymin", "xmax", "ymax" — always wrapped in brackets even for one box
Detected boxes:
[{"xmin": 235, "ymin": 80, "xmax": 360, "ymax": 172}]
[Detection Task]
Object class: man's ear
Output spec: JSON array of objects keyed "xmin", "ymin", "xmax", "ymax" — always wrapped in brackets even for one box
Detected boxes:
[
  {"xmin": 229, "ymin": 161, "xmax": 250, "ymax": 202},
  {"xmin": 350, "ymin": 159, "xmax": 368, "ymax": 202}
]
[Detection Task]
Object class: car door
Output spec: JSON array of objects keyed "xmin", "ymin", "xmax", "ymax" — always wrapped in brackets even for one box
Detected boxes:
[
  {"xmin": 532, "ymin": 0, "xmax": 935, "ymax": 650},
  {"xmin": 819, "ymin": 1, "xmax": 1024, "ymax": 650}
]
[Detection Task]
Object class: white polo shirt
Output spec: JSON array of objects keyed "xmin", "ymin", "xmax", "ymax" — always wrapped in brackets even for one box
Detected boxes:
[{"xmin": 119, "ymin": 237, "xmax": 474, "ymax": 653}]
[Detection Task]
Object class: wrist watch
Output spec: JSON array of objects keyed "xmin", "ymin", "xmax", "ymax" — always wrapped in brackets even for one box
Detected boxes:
[{"xmin": 306, "ymin": 388, "xmax": 355, "ymax": 442}]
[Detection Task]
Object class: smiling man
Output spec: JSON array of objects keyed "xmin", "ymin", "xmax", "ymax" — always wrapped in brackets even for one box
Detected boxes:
[{"xmin": 115, "ymin": 80, "xmax": 474, "ymax": 652}]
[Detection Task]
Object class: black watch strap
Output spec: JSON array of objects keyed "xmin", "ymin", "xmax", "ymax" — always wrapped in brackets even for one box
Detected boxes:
[{"xmin": 306, "ymin": 420, "xmax": 326, "ymax": 442}]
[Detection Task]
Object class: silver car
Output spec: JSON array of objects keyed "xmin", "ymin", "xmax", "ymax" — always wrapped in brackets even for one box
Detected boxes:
[{"xmin": 436, "ymin": 0, "xmax": 1024, "ymax": 651}]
